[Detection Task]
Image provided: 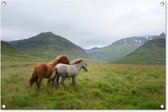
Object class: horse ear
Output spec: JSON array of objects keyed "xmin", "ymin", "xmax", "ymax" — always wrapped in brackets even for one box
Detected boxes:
[
  {"xmin": 62, "ymin": 55, "xmax": 67, "ymax": 58},
  {"xmin": 80, "ymin": 60, "xmax": 84, "ymax": 63}
]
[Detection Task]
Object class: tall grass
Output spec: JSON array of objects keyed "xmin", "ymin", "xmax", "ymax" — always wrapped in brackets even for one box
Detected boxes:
[{"xmin": 1, "ymin": 62, "xmax": 165, "ymax": 109}]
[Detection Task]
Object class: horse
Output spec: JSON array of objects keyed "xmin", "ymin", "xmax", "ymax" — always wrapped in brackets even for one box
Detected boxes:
[
  {"xmin": 49, "ymin": 59, "xmax": 88, "ymax": 87},
  {"xmin": 29, "ymin": 55, "xmax": 70, "ymax": 89}
]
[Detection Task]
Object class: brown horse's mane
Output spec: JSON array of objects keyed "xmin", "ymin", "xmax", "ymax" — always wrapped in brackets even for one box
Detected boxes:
[
  {"xmin": 49, "ymin": 55, "xmax": 67, "ymax": 65},
  {"xmin": 70, "ymin": 59, "xmax": 84, "ymax": 64}
]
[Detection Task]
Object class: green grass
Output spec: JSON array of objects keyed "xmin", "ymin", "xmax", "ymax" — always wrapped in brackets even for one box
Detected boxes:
[{"xmin": 1, "ymin": 61, "xmax": 165, "ymax": 109}]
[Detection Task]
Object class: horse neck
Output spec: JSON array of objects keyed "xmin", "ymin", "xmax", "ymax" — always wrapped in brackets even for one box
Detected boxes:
[
  {"xmin": 73, "ymin": 63, "xmax": 83, "ymax": 72},
  {"xmin": 49, "ymin": 61, "xmax": 58, "ymax": 68}
]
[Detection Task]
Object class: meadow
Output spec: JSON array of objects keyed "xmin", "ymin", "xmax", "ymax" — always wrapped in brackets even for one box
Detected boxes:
[{"xmin": 1, "ymin": 61, "xmax": 165, "ymax": 109}]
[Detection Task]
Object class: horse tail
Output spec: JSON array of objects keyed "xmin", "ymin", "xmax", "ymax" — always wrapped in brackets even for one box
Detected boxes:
[
  {"xmin": 49, "ymin": 67, "xmax": 57, "ymax": 80},
  {"xmin": 29, "ymin": 67, "xmax": 37, "ymax": 87}
]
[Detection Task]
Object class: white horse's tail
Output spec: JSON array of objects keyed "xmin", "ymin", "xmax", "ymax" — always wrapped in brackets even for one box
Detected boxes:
[{"xmin": 49, "ymin": 67, "xmax": 57, "ymax": 80}]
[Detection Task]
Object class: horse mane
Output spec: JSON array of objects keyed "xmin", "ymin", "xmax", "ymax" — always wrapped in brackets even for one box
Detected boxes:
[
  {"xmin": 49, "ymin": 55, "xmax": 67, "ymax": 64},
  {"xmin": 70, "ymin": 59, "xmax": 84, "ymax": 64}
]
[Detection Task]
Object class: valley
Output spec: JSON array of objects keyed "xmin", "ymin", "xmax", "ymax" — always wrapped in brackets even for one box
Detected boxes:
[{"xmin": 1, "ymin": 32, "xmax": 166, "ymax": 109}]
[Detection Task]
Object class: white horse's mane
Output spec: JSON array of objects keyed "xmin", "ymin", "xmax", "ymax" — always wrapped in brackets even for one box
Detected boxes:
[{"xmin": 70, "ymin": 59, "xmax": 84, "ymax": 64}]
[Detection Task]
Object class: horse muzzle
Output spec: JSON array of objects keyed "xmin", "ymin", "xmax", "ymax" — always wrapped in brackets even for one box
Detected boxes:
[{"xmin": 85, "ymin": 68, "xmax": 88, "ymax": 71}]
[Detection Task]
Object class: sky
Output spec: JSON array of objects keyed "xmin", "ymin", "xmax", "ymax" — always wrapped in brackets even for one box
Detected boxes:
[{"xmin": 1, "ymin": 0, "xmax": 165, "ymax": 49}]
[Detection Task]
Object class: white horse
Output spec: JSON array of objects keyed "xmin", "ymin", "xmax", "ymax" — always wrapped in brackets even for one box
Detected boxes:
[{"xmin": 49, "ymin": 59, "xmax": 88, "ymax": 87}]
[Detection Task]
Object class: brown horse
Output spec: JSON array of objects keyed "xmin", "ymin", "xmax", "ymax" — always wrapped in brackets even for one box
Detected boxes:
[{"xmin": 29, "ymin": 55, "xmax": 70, "ymax": 89}]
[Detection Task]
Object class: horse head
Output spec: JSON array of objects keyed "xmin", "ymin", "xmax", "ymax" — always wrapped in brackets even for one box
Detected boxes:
[{"xmin": 81, "ymin": 60, "xmax": 88, "ymax": 71}]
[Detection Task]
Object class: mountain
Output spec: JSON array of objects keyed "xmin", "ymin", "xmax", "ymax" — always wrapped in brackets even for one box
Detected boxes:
[
  {"xmin": 86, "ymin": 33, "xmax": 165, "ymax": 62},
  {"xmin": 10, "ymin": 32, "xmax": 87, "ymax": 59},
  {"xmin": 114, "ymin": 38, "xmax": 165, "ymax": 64},
  {"xmin": 3, "ymin": 32, "xmax": 165, "ymax": 63},
  {"xmin": 1, "ymin": 41, "xmax": 44, "ymax": 61}
]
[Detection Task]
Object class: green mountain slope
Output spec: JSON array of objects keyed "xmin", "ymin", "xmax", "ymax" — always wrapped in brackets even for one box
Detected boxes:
[
  {"xmin": 1, "ymin": 41, "xmax": 44, "ymax": 61},
  {"xmin": 86, "ymin": 33, "xmax": 165, "ymax": 62},
  {"xmin": 10, "ymin": 32, "xmax": 87, "ymax": 59},
  {"xmin": 114, "ymin": 38, "xmax": 165, "ymax": 64},
  {"xmin": 86, "ymin": 37, "xmax": 148, "ymax": 62}
]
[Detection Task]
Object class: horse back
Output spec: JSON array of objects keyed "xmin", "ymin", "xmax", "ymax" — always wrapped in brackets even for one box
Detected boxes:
[
  {"xmin": 55, "ymin": 64, "xmax": 76, "ymax": 77},
  {"xmin": 55, "ymin": 64, "xmax": 68, "ymax": 72}
]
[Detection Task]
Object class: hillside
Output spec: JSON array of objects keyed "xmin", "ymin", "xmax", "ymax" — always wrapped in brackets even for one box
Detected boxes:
[
  {"xmin": 1, "ymin": 41, "xmax": 44, "ymax": 61},
  {"xmin": 115, "ymin": 38, "xmax": 165, "ymax": 64},
  {"xmin": 86, "ymin": 33, "xmax": 165, "ymax": 62},
  {"xmin": 10, "ymin": 32, "xmax": 87, "ymax": 59}
]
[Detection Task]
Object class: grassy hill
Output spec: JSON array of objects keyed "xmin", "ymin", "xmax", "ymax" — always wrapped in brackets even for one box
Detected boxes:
[
  {"xmin": 10, "ymin": 32, "xmax": 87, "ymax": 60},
  {"xmin": 114, "ymin": 38, "xmax": 165, "ymax": 64},
  {"xmin": 1, "ymin": 41, "xmax": 45, "ymax": 62},
  {"xmin": 86, "ymin": 33, "xmax": 165, "ymax": 63},
  {"xmin": 86, "ymin": 44, "xmax": 142, "ymax": 62},
  {"xmin": 86, "ymin": 37, "xmax": 148, "ymax": 62}
]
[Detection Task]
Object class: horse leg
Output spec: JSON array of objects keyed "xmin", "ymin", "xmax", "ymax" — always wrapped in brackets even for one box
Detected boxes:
[
  {"xmin": 48, "ymin": 69, "xmax": 57, "ymax": 87},
  {"xmin": 37, "ymin": 77, "xmax": 43, "ymax": 89},
  {"xmin": 47, "ymin": 77, "xmax": 56, "ymax": 87},
  {"xmin": 47, "ymin": 74, "xmax": 55, "ymax": 85},
  {"xmin": 47, "ymin": 79, "xmax": 51, "ymax": 85},
  {"xmin": 61, "ymin": 77, "xmax": 65, "ymax": 87},
  {"xmin": 72, "ymin": 77, "xmax": 76, "ymax": 86},
  {"xmin": 56, "ymin": 75, "xmax": 60, "ymax": 87},
  {"xmin": 50, "ymin": 76, "xmax": 57, "ymax": 88},
  {"xmin": 35, "ymin": 76, "xmax": 38, "ymax": 86},
  {"xmin": 47, "ymin": 79, "xmax": 53, "ymax": 87},
  {"xmin": 51, "ymin": 79, "xmax": 55, "ymax": 88},
  {"xmin": 50, "ymin": 75, "xmax": 58, "ymax": 88}
]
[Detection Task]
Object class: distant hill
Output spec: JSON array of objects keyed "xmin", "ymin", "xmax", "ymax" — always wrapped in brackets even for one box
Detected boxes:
[
  {"xmin": 86, "ymin": 33, "xmax": 165, "ymax": 62},
  {"xmin": 2, "ymin": 32, "xmax": 165, "ymax": 64},
  {"xmin": 1, "ymin": 41, "xmax": 44, "ymax": 61},
  {"xmin": 114, "ymin": 38, "xmax": 165, "ymax": 64},
  {"xmin": 10, "ymin": 32, "xmax": 87, "ymax": 59}
]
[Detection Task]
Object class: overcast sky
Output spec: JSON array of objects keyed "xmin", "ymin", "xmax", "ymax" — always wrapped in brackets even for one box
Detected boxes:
[{"xmin": 1, "ymin": 0, "xmax": 165, "ymax": 49}]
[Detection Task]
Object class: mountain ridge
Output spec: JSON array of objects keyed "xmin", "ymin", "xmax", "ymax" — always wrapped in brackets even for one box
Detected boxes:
[
  {"xmin": 114, "ymin": 38, "xmax": 165, "ymax": 64},
  {"xmin": 86, "ymin": 33, "xmax": 165, "ymax": 62},
  {"xmin": 10, "ymin": 32, "xmax": 87, "ymax": 59},
  {"xmin": 1, "ymin": 32, "xmax": 165, "ymax": 64}
]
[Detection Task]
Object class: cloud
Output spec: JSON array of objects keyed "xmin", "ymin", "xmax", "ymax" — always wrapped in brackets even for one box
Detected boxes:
[{"xmin": 1, "ymin": 0, "xmax": 165, "ymax": 49}]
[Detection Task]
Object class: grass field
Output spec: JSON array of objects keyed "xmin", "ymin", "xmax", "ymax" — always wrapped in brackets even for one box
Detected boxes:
[{"xmin": 1, "ymin": 61, "xmax": 165, "ymax": 109}]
